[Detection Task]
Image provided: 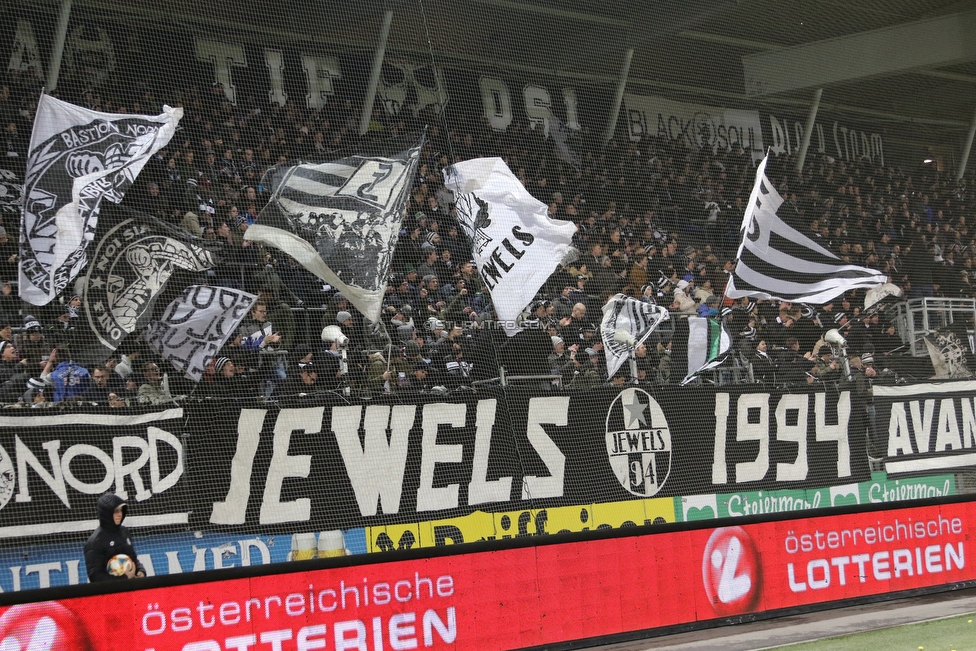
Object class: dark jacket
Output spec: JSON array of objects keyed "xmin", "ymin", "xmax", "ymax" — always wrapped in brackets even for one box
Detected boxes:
[{"xmin": 83, "ymin": 494, "xmax": 146, "ymax": 582}]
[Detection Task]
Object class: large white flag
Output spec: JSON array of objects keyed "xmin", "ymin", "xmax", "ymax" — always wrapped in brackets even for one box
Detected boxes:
[
  {"xmin": 726, "ymin": 155, "xmax": 887, "ymax": 304},
  {"xmin": 19, "ymin": 94, "xmax": 183, "ymax": 305},
  {"xmin": 245, "ymin": 137, "xmax": 422, "ymax": 322},
  {"xmin": 600, "ymin": 294, "xmax": 670, "ymax": 378},
  {"xmin": 444, "ymin": 157, "xmax": 576, "ymax": 334},
  {"xmin": 146, "ymin": 285, "xmax": 256, "ymax": 382}
]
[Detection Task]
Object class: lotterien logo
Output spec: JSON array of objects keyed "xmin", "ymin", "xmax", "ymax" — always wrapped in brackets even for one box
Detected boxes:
[
  {"xmin": 604, "ymin": 388, "xmax": 672, "ymax": 497},
  {"xmin": 0, "ymin": 602, "xmax": 93, "ymax": 651},
  {"xmin": 702, "ymin": 526, "xmax": 762, "ymax": 616}
]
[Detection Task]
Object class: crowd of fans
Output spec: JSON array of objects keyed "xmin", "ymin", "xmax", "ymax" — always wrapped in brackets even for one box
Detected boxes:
[{"xmin": 0, "ymin": 65, "xmax": 973, "ymax": 406}]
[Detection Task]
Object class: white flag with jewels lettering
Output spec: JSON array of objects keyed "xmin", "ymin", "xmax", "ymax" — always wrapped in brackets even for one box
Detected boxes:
[
  {"xmin": 19, "ymin": 94, "xmax": 183, "ymax": 305},
  {"xmin": 444, "ymin": 157, "xmax": 577, "ymax": 335}
]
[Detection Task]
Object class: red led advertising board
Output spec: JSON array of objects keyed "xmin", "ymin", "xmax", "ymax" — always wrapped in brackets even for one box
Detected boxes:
[{"xmin": 2, "ymin": 500, "xmax": 973, "ymax": 650}]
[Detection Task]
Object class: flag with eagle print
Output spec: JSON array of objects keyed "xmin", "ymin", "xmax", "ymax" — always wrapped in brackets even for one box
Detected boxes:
[{"xmin": 444, "ymin": 157, "xmax": 576, "ymax": 335}]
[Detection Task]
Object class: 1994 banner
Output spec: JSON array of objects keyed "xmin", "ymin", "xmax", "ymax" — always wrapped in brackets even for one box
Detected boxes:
[{"xmin": 0, "ymin": 385, "xmax": 880, "ymax": 538}]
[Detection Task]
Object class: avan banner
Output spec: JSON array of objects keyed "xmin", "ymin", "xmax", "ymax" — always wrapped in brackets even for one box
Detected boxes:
[
  {"xmin": 874, "ymin": 380, "xmax": 976, "ymax": 476},
  {"xmin": 2, "ymin": 500, "xmax": 973, "ymax": 650}
]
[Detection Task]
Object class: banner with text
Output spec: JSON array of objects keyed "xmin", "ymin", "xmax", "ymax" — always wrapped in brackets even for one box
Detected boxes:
[
  {"xmin": 875, "ymin": 381, "xmax": 976, "ymax": 477},
  {"xmin": 763, "ymin": 111, "xmax": 886, "ymax": 167},
  {"xmin": 15, "ymin": 383, "xmax": 976, "ymax": 544},
  {"xmin": 186, "ymin": 386, "xmax": 871, "ymax": 534},
  {"xmin": 2, "ymin": 500, "xmax": 974, "ymax": 650},
  {"xmin": 624, "ymin": 93, "xmax": 766, "ymax": 160},
  {"xmin": 0, "ymin": 408, "xmax": 188, "ymax": 540},
  {"xmin": 0, "ymin": 386, "xmax": 874, "ymax": 539},
  {"xmin": 0, "ymin": 469, "xmax": 961, "ymax": 592}
]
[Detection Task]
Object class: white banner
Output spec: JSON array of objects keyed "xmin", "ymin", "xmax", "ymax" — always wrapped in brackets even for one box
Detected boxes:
[
  {"xmin": 444, "ymin": 158, "xmax": 577, "ymax": 335},
  {"xmin": 766, "ymin": 113, "xmax": 884, "ymax": 167},
  {"xmin": 623, "ymin": 94, "xmax": 764, "ymax": 161},
  {"xmin": 19, "ymin": 94, "xmax": 183, "ymax": 305}
]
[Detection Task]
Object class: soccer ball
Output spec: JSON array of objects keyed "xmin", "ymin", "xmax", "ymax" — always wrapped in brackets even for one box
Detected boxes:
[{"xmin": 106, "ymin": 554, "xmax": 134, "ymax": 577}]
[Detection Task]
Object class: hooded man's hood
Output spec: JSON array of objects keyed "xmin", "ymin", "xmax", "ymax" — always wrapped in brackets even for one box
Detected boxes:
[{"xmin": 97, "ymin": 493, "xmax": 126, "ymax": 530}]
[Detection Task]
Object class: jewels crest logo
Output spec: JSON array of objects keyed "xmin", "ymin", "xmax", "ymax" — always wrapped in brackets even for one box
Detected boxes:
[
  {"xmin": 702, "ymin": 526, "xmax": 762, "ymax": 616},
  {"xmin": 0, "ymin": 602, "xmax": 93, "ymax": 651},
  {"xmin": 605, "ymin": 388, "xmax": 672, "ymax": 497}
]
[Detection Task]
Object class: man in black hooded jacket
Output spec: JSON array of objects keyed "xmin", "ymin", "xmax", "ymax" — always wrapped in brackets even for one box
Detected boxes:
[{"xmin": 83, "ymin": 493, "xmax": 146, "ymax": 582}]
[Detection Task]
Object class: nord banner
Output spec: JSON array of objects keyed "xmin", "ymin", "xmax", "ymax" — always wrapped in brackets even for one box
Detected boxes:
[{"xmin": 0, "ymin": 409, "xmax": 187, "ymax": 540}]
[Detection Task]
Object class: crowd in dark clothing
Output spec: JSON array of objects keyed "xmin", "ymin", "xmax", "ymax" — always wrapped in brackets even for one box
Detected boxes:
[{"xmin": 0, "ymin": 64, "xmax": 971, "ymax": 404}]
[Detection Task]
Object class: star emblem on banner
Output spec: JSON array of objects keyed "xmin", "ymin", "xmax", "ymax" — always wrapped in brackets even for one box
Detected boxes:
[{"xmin": 623, "ymin": 391, "xmax": 648, "ymax": 429}]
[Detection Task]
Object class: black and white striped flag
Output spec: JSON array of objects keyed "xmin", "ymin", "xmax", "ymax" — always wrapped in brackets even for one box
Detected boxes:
[
  {"xmin": 726, "ymin": 156, "xmax": 887, "ymax": 304},
  {"xmin": 600, "ymin": 294, "xmax": 670, "ymax": 378},
  {"xmin": 245, "ymin": 136, "xmax": 422, "ymax": 321}
]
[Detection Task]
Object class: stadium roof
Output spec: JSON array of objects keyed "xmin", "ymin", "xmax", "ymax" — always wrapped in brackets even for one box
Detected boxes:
[{"xmin": 23, "ymin": 0, "xmax": 976, "ymax": 133}]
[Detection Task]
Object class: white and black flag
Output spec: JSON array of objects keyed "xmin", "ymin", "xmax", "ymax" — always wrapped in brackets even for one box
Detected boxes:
[
  {"xmin": 19, "ymin": 94, "xmax": 183, "ymax": 306},
  {"xmin": 76, "ymin": 214, "xmax": 222, "ymax": 365},
  {"xmin": 444, "ymin": 157, "xmax": 577, "ymax": 334},
  {"xmin": 600, "ymin": 294, "xmax": 670, "ymax": 378},
  {"xmin": 244, "ymin": 137, "xmax": 423, "ymax": 321},
  {"xmin": 147, "ymin": 285, "xmax": 256, "ymax": 382},
  {"xmin": 547, "ymin": 115, "xmax": 580, "ymax": 170},
  {"xmin": 0, "ymin": 168, "xmax": 22, "ymax": 218},
  {"xmin": 726, "ymin": 156, "xmax": 887, "ymax": 304},
  {"xmin": 923, "ymin": 327, "xmax": 974, "ymax": 379}
]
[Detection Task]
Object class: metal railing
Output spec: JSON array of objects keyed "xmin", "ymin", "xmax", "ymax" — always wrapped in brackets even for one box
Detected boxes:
[{"xmin": 894, "ymin": 298, "xmax": 976, "ymax": 356}]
